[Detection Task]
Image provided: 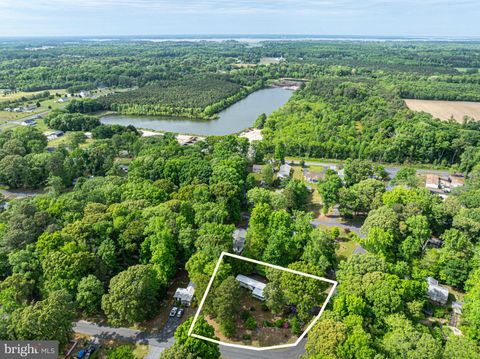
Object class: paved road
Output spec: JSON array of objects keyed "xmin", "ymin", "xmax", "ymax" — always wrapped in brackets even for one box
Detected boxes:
[
  {"xmin": 74, "ymin": 320, "xmax": 306, "ymax": 359},
  {"xmin": 220, "ymin": 341, "xmax": 305, "ymax": 359}
]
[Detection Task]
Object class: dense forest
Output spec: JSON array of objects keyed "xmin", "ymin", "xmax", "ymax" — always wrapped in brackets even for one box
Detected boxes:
[
  {"xmin": 262, "ymin": 76, "xmax": 480, "ymax": 166},
  {"xmin": 97, "ymin": 76, "xmax": 263, "ymax": 119}
]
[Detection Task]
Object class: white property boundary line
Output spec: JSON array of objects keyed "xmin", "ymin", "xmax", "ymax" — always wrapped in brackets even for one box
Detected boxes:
[{"xmin": 187, "ymin": 251, "xmax": 338, "ymax": 351}]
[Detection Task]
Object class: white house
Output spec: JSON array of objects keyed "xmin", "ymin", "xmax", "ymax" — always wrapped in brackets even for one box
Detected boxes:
[
  {"xmin": 236, "ymin": 274, "xmax": 266, "ymax": 301},
  {"xmin": 277, "ymin": 163, "xmax": 292, "ymax": 179},
  {"xmin": 58, "ymin": 97, "xmax": 69, "ymax": 103},
  {"xmin": 426, "ymin": 277, "xmax": 449, "ymax": 305},
  {"xmin": 173, "ymin": 281, "xmax": 196, "ymax": 306}
]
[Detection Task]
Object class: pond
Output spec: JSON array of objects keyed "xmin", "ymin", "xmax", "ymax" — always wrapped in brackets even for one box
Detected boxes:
[{"xmin": 100, "ymin": 87, "xmax": 293, "ymax": 136}]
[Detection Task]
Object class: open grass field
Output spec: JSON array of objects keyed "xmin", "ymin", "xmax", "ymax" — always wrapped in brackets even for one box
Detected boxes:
[
  {"xmin": 0, "ymin": 88, "xmax": 66, "ymax": 102},
  {"xmin": 405, "ymin": 99, "xmax": 480, "ymax": 122},
  {"xmin": 0, "ymin": 99, "xmax": 63, "ymax": 122}
]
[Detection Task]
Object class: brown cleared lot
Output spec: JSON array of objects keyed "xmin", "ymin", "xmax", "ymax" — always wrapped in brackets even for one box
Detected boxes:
[{"xmin": 405, "ymin": 99, "xmax": 480, "ymax": 122}]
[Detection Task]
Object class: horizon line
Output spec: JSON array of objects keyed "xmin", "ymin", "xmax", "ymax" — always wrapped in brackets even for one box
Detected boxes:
[{"xmin": 1, "ymin": 33, "xmax": 480, "ymax": 39}]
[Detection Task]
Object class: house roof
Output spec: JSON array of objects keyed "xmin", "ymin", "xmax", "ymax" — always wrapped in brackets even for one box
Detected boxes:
[
  {"xmin": 426, "ymin": 277, "xmax": 449, "ymax": 304},
  {"xmin": 173, "ymin": 282, "xmax": 195, "ymax": 302},
  {"xmin": 236, "ymin": 275, "xmax": 266, "ymax": 290},
  {"xmin": 252, "ymin": 287, "xmax": 264, "ymax": 298}
]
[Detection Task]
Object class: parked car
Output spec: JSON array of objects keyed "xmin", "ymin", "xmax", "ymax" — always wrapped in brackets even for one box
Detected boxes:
[
  {"xmin": 169, "ymin": 307, "xmax": 178, "ymax": 317},
  {"xmin": 76, "ymin": 349, "xmax": 86, "ymax": 359},
  {"xmin": 177, "ymin": 308, "xmax": 184, "ymax": 318}
]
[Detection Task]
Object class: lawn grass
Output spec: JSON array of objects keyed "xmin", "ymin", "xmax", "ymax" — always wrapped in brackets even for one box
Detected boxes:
[
  {"xmin": 308, "ymin": 164, "xmax": 326, "ymax": 173},
  {"xmin": 336, "ymin": 237, "xmax": 358, "ymax": 263},
  {"xmin": 133, "ymin": 344, "xmax": 149, "ymax": 359}
]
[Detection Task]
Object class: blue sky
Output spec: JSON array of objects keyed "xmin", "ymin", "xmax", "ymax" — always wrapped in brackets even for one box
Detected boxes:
[{"xmin": 0, "ymin": 0, "xmax": 478, "ymax": 37}]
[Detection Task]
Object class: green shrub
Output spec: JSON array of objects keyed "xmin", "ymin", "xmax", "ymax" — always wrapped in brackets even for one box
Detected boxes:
[
  {"xmin": 242, "ymin": 334, "xmax": 252, "ymax": 341},
  {"xmin": 263, "ymin": 320, "xmax": 272, "ymax": 327},
  {"xmin": 107, "ymin": 345, "xmax": 134, "ymax": 359},
  {"xmin": 274, "ymin": 319, "xmax": 285, "ymax": 328},
  {"xmin": 245, "ymin": 317, "xmax": 257, "ymax": 330},
  {"xmin": 240, "ymin": 310, "xmax": 251, "ymax": 321},
  {"xmin": 290, "ymin": 317, "xmax": 302, "ymax": 335}
]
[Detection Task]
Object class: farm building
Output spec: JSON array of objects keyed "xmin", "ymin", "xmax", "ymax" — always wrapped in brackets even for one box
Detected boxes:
[
  {"xmin": 173, "ymin": 282, "xmax": 196, "ymax": 306},
  {"xmin": 236, "ymin": 274, "xmax": 266, "ymax": 301},
  {"xmin": 58, "ymin": 97, "xmax": 69, "ymax": 103}
]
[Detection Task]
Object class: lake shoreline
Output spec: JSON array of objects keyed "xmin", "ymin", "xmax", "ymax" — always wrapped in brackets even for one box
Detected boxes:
[{"xmin": 100, "ymin": 87, "xmax": 294, "ymax": 136}]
